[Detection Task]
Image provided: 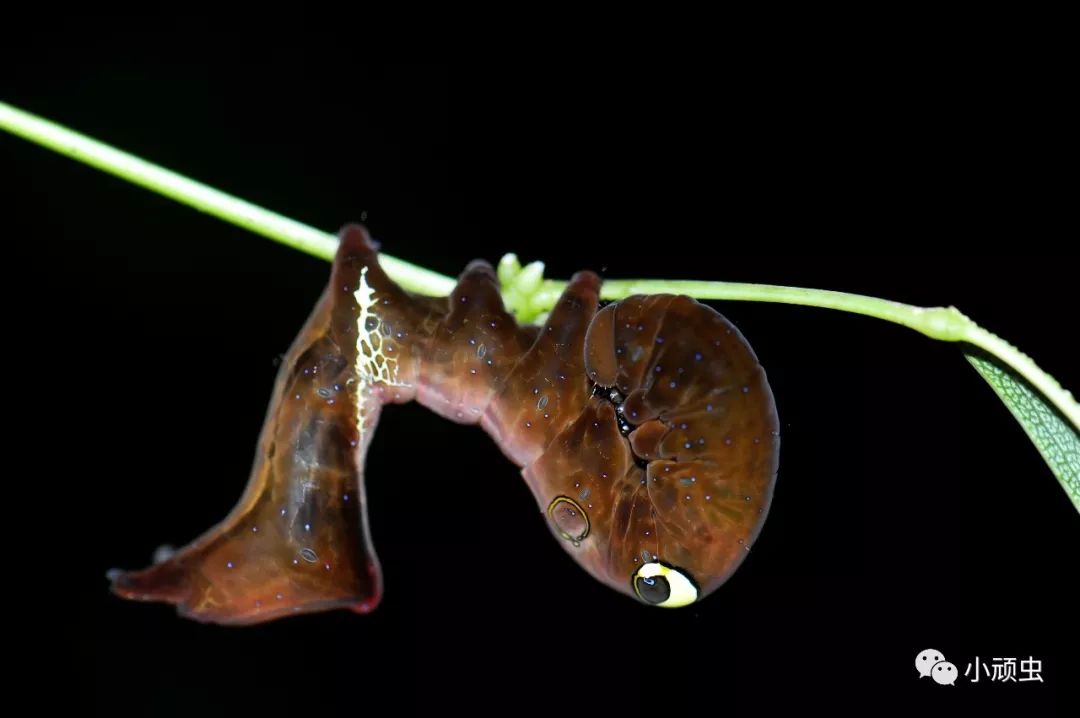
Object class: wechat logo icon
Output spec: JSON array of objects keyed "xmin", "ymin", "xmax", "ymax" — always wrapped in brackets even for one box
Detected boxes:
[{"xmin": 916, "ymin": 648, "xmax": 957, "ymax": 686}]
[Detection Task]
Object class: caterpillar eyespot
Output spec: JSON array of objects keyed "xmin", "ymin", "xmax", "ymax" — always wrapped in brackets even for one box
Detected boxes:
[
  {"xmin": 632, "ymin": 561, "xmax": 700, "ymax": 608},
  {"xmin": 109, "ymin": 224, "xmax": 780, "ymax": 623},
  {"xmin": 547, "ymin": 496, "xmax": 591, "ymax": 543}
]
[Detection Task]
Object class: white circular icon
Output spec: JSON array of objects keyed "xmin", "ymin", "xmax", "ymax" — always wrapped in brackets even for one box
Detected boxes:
[{"xmin": 932, "ymin": 661, "xmax": 958, "ymax": 686}]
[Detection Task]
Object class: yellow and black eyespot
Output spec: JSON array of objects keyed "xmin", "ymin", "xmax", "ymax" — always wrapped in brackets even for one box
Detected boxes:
[
  {"xmin": 547, "ymin": 496, "xmax": 590, "ymax": 545},
  {"xmin": 632, "ymin": 562, "xmax": 699, "ymax": 608}
]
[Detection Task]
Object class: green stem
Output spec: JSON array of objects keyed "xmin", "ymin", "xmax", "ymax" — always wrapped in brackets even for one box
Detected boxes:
[
  {"xmin": 587, "ymin": 280, "xmax": 1079, "ymax": 431},
  {"xmin": 3, "ymin": 99, "xmax": 1077, "ymax": 437},
  {"xmin": 0, "ymin": 101, "xmax": 455, "ymax": 297}
]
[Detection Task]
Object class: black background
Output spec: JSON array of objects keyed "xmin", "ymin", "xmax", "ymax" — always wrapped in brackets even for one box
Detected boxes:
[{"xmin": 5, "ymin": 61, "xmax": 1077, "ymax": 715}]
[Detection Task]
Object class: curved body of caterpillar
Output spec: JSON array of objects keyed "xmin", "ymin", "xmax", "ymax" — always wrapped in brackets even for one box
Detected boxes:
[{"xmin": 111, "ymin": 225, "xmax": 780, "ymax": 623}]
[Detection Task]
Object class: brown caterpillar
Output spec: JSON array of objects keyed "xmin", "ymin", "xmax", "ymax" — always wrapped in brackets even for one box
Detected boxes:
[{"xmin": 110, "ymin": 224, "xmax": 780, "ymax": 623}]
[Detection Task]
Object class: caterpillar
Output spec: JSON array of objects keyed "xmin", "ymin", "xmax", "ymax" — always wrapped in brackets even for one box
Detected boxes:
[{"xmin": 110, "ymin": 225, "xmax": 780, "ymax": 623}]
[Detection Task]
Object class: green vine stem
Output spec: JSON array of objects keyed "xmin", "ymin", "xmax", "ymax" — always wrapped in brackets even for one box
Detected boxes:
[
  {"xmin": 539, "ymin": 279, "xmax": 1079, "ymax": 428},
  {"xmin": 3, "ymin": 100, "xmax": 1077, "ymax": 511},
  {"xmin": 0, "ymin": 101, "xmax": 455, "ymax": 297}
]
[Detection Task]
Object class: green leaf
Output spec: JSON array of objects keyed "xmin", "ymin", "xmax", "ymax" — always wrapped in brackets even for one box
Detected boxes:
[{"xmin": 966, "ymin": 352, "xmax": 1080, "ymax": 513}]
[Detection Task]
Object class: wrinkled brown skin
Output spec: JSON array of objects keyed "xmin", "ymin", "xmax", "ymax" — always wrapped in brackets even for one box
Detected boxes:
[{"xmin": 111, "ymin": 224, "xmax": 779, "ymax": 623}]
